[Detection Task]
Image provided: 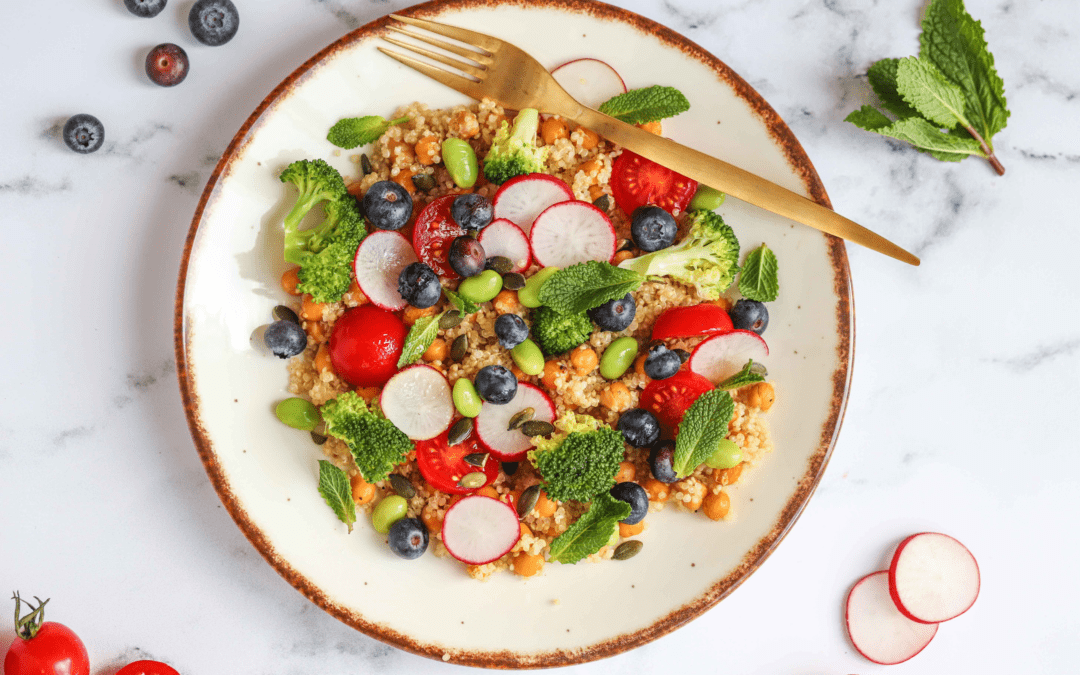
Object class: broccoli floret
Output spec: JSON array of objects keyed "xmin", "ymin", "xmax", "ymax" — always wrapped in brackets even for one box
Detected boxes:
[
  {"xmin": 280, "ymin": 159, "xmax": 349, "ymax": 260},
  {"xmin": 529, "ymin": 425, "xmax": 625, "ymax": 503},
  {"xmin": 617, "ymin": 210, "xmax": 740, "ymax": 300},
  {"xmin": 482, "ymin": 108, "xmax": 548, "ymax": 184},
  {"xmin": 532, "ymin": 306, "xmax": 593, "ymax": 355},
  {"xmin": 321, "ymin": 391, "xmax": 412, "ymax": 483},
  {"xmin": 529, "ymin": 412, "xmax": 607, "ymax": 456},
  {"xmin": 294, "ymin": 199, "xmax": 367, "ymax": 303}
]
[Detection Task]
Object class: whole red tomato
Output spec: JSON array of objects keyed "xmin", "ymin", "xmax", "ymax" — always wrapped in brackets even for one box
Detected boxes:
[
  {"xmin": 4, "ymin": 594, "xmax": 89, "ymax": 675},
  {"xmin": 328, "ymin": 304, "xmax": 407, "ymax": 388},
  {"xmin": 116, "ymin": 660, "xmax": 181, "ymax": 675}
]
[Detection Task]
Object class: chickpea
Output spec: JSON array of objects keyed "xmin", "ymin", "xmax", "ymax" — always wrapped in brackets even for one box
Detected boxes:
[
  {"xmin": 541, "ymin": 360, "xmax": 568, "ymax": 390},
  {"xmin": 614, "ymin": 461, "xmax": 636, "ymax": 483},
  {"xmin": 569, "ymin": 344, "xmax": 598, "ymax": 375},
  {"xmin": 633, "ymin": 353, "xmax": 649, "ymax": 378},
  {"xmin": 746, "ymin": 382, "xmax": 776, "ymax": 412},
  {"xmin": 612, "ymin": 250, "xmax": 634, "ymax": 265},
  {"xmin": 674, "ymin": 478, "xmax": 705, "ymax": 511},
  {"xmin": 493, "ymin": 289, "xmax": 522, "ymax": 314},
  {"xmin": 510, "ymin": 364, "xmax": 528, "ymax": 381},
  {"xmin": 711, "ymin": 296, "xmax": 733, "ymax": 312},
  {"xmin": 421, "ymin": 506, "xmax": 443, "ymax": 533},
  {"xmin": 423, "ymin": 338, "xmax": 448, "ymax": 362},
  {"xmin": 619, "ymin": 520, "xmax": 645, "ymax": 537},
  {"xmin": 391, "ymin": 169, "xmax": 416, "ymax": 194},
  {"xmin": 577, "ymin": 158, "xmax": 603, "ymax": 184},
  {"xmin": 637, "ymin": 120, "xmax": 663, "ymax": 135},
  {"xmin": 304, "ymin": 320, "xmax": 327, "ymax": 344},
  {"xmin": 343, "ymin": 279, "xmax": 367, "ymax": 306},
  {"xmin": 402, "ymin": 305, "xmax": 438, "ymax": 326},
  {"xmin": 450, "ymin": 110, "xmax": 480, "ymax": 138},
  {"xmin": 354, "ymin": 386, "xmax": 380, "ymax": 402},
  {"xmin": 540, "ymin": 117, "xmax": 569, "ymax": 145},
  {"xmin": 716, "ymin": 463, "xmax": 744, "ymax": 486},
  {"xmin": 575, "ymin": 127, "xmax": 599, "ymax": 150},
  {"xmin": 314, "ymin": 344, "xmax": 334, "ymax": 374},
  {"xmin": 702, "ymin": 491, "xmax": 731, "ymax": 521},
  {"xmin": 387, "ymin": 139, "xmax": 415, "ymax": 166},
  {"xmin": 513, "ymin": 553, "xmax": 545, "ymax": 578},
  {"xmin": 643, "ymin": 479, "xmax": 671, "ymax": 502},
  {"xmin": 300, "ymin": 294, "xmax": 325, "ymax": 322},
  {"xmin": 414, "ymin": 134, "xmax": 441, "ymax": 165},
  {"xmin": 478, "ymin": 485, "xmax": 500, "ymax": 500},
  {"xmin": 519, "ymin": 522, "xmax": 532, "ymax": 539},
  {"xmin": 535, "ymin": 491, "xmax": 557, "ymax": 518},
  {"xmin": 350, "ymin": 474, "xmax": 376, "ymax": 506},
  {"xmin": 599, "ymin": 381, "xmax": 633, "ymax": 411},
  {"xmin": 588, "ymin": 184, "xmax": 605, "ymax": 202},
  {"xmin": 281, "ymin": 267, "xmax": 302, "ymax": 296},
  {"xmin": 347, "ymin": 180, "xmax": 365, "ymax": 199}
]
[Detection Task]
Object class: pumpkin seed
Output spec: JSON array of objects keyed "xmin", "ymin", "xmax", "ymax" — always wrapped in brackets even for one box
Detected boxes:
[
  {"xmin": 448, "ymin": 417, "xmax": 474, "ymax": 445},
  {"xmin": 458, "ymin": 472, "xmax": 487, "ymax": 489},
  {"xmin": 310, "ymin": 431, "xmax": 328, "ymax": 445},
  {"xmin": 616, "ymin": 237, "xmax": 634, "ymax": 252},
  {"xmin": 502, "ymin": 272, "xmax": 526, "ymax": 291},
  {"xmin": 463, "ymin": 452, "xmax": 488, "ymax": 468},
  {"xmin": 439, "ymin": 310, "xmax": 463, "ymax": 330},
  {"xmin": 451, "ymin": 334, "xmax": 469, "ymax": 361},
  {"xmin": 389, "ymin": 474, "xmax": 416, "ymax": 499},
  {"xmin": 520, "ymin": 420, "xmax": 555, "ymax": 437},
  {"xmin": 486, "ymin": 256, "xmax": 513, "ymax": 274},
  {"xmin": 507, "ymin": 407, "xmax": 535, "ymax": 430},
  {"xmin": 360, "ymin": 153, "xmax": 372, "ymax": 176},
  {"xmin": 673, "ymin": 348, "xmax": 691, "ymax": 364},
  {"xmin": 613, "ymin": 540, "xmax": 643, "ymax": 560},
  {"xmin": 273, "ymin": 305, "xmax": 300, "ymax": 324},
  {"xmin": 517, "ymin": 484, "xmax": 540, "ymax": 519},
  {"xmin": 412, "ymin": 173, "xmax": 436, "ymax": 192},
  {"xmin": 749, "ymin": 361, "xmax": 768, "ymax": 377},
  {"xmin": 593, "ymin": 194, "xmax": 611, "ymax": 212}
]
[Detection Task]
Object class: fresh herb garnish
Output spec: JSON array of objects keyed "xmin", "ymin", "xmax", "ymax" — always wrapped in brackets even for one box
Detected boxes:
[
  {"xmin": 846, "ymin": 0, "xmax": 1008, "ymax": 174},
  {"xmin": 327, "ymin": 115, "xmax": 409, "ymax": 150},
  {"xmin": 738, "ymin": 244, "xmax": 779, "ymax": 302},
  {"xmin": 598, "ymin": 85, "xmax": 690, "ymax": 125},
  {"xmin": 538, "ymin": 261, "xmax": 645, "ymax": 315},
  {"xmin": 548, "ymin": 493, "xmax": 632, "ymax": 564},
  {"xmin": 317, "ymin": 460, "xmax": 356, "ymax": 532},
  {"xmin": 717, "ymin": 360, "xmax": 765, "ymax": 391},
  {"xmin": 397, "ymin": 311, "xmax": 444, "ymax": 368},
  {"xmin": 443, "ymin": 288, "xmax": 479, "ymax": 315},
  {"xmin": 672, "ymin": 389, "xmax": 734, "ymax": 478}
]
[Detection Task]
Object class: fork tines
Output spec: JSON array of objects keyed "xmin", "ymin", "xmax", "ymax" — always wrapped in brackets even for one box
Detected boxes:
[{"xmin": 379, "ymin": 14, "xmax": 497, "ymax": 89}]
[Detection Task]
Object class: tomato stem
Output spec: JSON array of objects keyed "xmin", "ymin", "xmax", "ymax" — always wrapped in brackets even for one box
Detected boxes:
[{"xmin": 12, "ymin": 592, "xmax": 49, "ymax": 640}]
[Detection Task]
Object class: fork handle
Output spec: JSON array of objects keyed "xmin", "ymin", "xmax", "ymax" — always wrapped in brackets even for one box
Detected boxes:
[{"xmin": 569, "ymin": 107, "xmax": 919, "ymax": 266}]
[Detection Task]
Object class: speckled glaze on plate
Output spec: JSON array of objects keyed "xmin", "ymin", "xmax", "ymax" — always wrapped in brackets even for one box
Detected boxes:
[{"xmin": 174, "ymin": 0, "xmax": 852, "ymax": 667}]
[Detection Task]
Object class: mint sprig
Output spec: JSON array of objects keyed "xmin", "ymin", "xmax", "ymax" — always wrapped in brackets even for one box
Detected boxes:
[
  {"xmin": 327, "ymin": 115, "xmax": 408, "ymax": 150},
  {"xmin": 598, "ymin": 85, "xmax": 690, "ymax": 125},
  {"xmin": 717, "ymin": 360, "xmax": 765, "ymax": 391},
  {"xmin": 548, "ymin": 493, "xmax": 632, "ymax": 564},
  {"xmin": 397, "ymin": 311, "xmax": 444, "ymax": 368},
  {"xmin": 738, "ymin": 244, "xmax": 779, "ymax": 303},
  {"xmin": 537, "ymin": 261, "xmax": 645, "ymax": 316},
  {"xmin": 317, "ymin": 460, "xmax": 356, "ymax": 532},
  {"xmin": 443, "ymin": 288, "xmax": 479, "ymax": 315},
  {"xmin": 672, "ymin": 389, "xmax": 734, "ymax": 479}
]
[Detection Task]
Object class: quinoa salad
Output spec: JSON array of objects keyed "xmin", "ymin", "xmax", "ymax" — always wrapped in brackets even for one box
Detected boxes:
[{"xmin": 262, "ymin": 83, "xmax": 780, "ymax": 579}]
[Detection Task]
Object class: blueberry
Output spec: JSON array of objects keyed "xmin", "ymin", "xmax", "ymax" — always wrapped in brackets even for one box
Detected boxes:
[
  {"xmin": 610, "ymin": 482, "xmax": 649, "ymax": 525},
  {"xmin": 448, "ymin": 235, "xmax": 486, "ymax": 278},
  {"xmin": 630, "ymin": 205, "xmax": 677, "ymax": 252},
  {"xmin": 123, "ymin": 0, "xmax": 167, "ymax": 18},
  {"xmin": 450, "ymin": 193, "xmax": 493, "ymax": 231},
  {"xmin": 643, "ymin": 344, "xmax": 681, "ymax": 380},
  {"xmin": 616, "ymin": 408, "xmax": 660, "ymax": 448},
  {"xmin": 730, "ymin": 299, "xmax": 769, "ymax": 335},
  {"xmin": 502, "ymin": 461, "xmax": 520, "ymax": 476},
  {"xmin": 587, "ymin": 293, "xmax": 636, "ymax": 332},
  {"xmin": 62, "ymin": 114, "xmax": 104, "ymax": 154},
  {"xmin": 649, "ymin": 442, "xmax": 678, "ymax": 483},
  {"xmin": 188, "ymin": 0, "xmax": 239, "ymax": 46},
  {"xmin": 397, "ymin": 262, "xmax": 442, "ymax": 309},
  {"xmin": 474, "ymin": 365, "xmax": 518, "ymax": 404},
  {"xmin": 494, "ymin": 313, "xmax": 529, "ymax": 349},
  {"xmin": 362, "ymin": 181, "xmax": 412, "ymax": 231},
  {"xmin": 387, "ymin": 517, "xmax": 428, "ymax": 560},
  {"xmin": 264, "ymin": 320, "xmax": 307, "ymax": 358},
  {"xmin": 145, "ymin": 43, "xmax": 189, "ymax": 87}
]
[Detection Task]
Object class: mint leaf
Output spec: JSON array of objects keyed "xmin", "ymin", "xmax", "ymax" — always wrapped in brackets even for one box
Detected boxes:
[
  {"xmin": 548, "ymin": 493, "xmax": 632, "ymax": 564},
  {"xmin": 327, "ymin": 116, "xmax": 408, "ymax": 150},
  {"xmin": 317, "ymin": 460, "xmax": 356, "ymax": 532},
  {"xmin": 672, "ymin": 389, "xmax": 734, "ymax": 479},
  {"xmin": 717, "ymin": 360, "xmax": 765, "ymax": 391},
  {"xmin": 537, "ymin": 261, "xmax": 645, "ymax": 316},
  {"xmin": 443, "ymin": 288, "xmax": 479, "ymax": 315},
  {"xmin": 738, "ymin": 244, "xmax": 779, "ymax": 303},
  {"xmin": 895, "ymin": 56, "xmax": 970, "ymax": 129},
  {"xmin": 598, "ymin": 86, "xmax": 690, "ymax": 125},
  {"xmin": 847, "ymin": 108, "xmax": 983, "ymax": 161},
  {"xmin": 397, "ymin": 312, "xmax": 443, "ymax": 368},
  {"xmin": 868, "ymin": 58, "xmax": 920, "ymax": 119}
]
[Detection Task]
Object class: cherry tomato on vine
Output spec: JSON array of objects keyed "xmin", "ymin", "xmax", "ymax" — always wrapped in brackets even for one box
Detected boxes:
[{"xmin": 4, "ymin": 593, "xmax": 89, "ymax": 675}]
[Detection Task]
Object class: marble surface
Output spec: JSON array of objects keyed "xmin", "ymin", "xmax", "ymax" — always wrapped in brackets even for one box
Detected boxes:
[{"xmin": 2, "ymin": 0, "xmax": 1078, "ymax": 672}]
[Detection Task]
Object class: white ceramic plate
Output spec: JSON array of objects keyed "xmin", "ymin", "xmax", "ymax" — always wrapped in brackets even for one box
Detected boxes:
[{"xmin": 175, "ymin": 0, "xmax": 852, "ymax": 667}]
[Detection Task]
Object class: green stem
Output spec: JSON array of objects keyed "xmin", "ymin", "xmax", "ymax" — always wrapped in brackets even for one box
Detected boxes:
[
  {"xmin": 12, "ymin": 592, "xmax": 49, "ymax": 640},
  {"xmin": 964, "ymin": 124, "xmax": 1005, "ymax": 176}
]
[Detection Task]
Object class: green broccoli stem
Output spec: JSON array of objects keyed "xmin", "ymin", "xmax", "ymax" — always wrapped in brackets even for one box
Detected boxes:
[
  {"xmin": 509, "ymin": 108, "xmax": 540, "ymax": 143},
  {"xmin": 620, "ymin": 241, "xmax": 711, "ymax": 277},
  {"xmin": 283, "ymin": 194, "xmax": 324, "ymax": 237}
]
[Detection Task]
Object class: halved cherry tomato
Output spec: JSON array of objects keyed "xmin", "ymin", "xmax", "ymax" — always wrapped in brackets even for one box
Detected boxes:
[
  {"xmin": 610, "ymin": 150, "xmax": 697, "ymax": 217},
  {"xmin": 415, "ymin": 426, "xmax": 500, "ymax": 494},
  {"xmin": 116, "ymin": 661, "xmax": 181, "ymax": 675},
  {"xmin": 639, "ymin": 370, "xmax": 716, "ymax": 432},
  {"xmin": 328, "ymin": 305, "xmax": 407, "ymax": 388},
  {"xmin": 651, "ymin": 304, "xmax": 733, "ymax": 341},
  {"xmin": 412, "ymin": 194, "xmax": 465, "ymax": 278}
]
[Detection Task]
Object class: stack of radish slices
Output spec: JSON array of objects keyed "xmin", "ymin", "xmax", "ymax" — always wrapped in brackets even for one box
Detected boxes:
[{"xmin": 846, "ymin": 532, "xmax": 980, "ymax": 665}]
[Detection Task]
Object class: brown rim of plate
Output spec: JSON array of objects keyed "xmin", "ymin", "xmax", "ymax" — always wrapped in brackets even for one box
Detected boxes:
[{"xmin": 173, "ymin": 0, "xmax": 853, "ymax": 668}]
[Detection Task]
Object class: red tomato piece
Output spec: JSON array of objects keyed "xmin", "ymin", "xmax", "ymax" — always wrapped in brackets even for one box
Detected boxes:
[
  {"xmin": 610, "ymin": 150, "xmax": 697, "ymax": 217},
  {"xmin": 651, "ymin": 304, "xmax": 734, "ymax": 341},
  {"xmin": 639, "ymin": 370, "xmax": 716, "ymax": 432},
  {"xmin": 328, "ymin": 305, "xmax": 407, "ymax": 388},
  {"xmin": 415, "ymin": 426, "xmax": 500, "ymax": 495},
  {"xmin": 4, "ymin": 622, "xmax": 89, "ymax": 675},
  {"xmin": 412, "ymin": 194, "xmax": 465, "ymax": 278},
  {"xmin": 117, "ymin": 661, "xmax": 181, "ymax": 675}
]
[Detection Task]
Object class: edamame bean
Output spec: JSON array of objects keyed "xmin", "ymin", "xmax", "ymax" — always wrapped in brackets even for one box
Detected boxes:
[
  {"xmin": 457, "ymin": 270, "xmax": 502, "ymax": 303},
  {"xmin": 518, "ymin": 266, "xmax": 560, "ymax": 308},
  {"xmin": 453, "ymin": 377, "xmax": 482, "ymax": 418},
  {"xmin": 689, "ymin": 185, "xmax": 726, "ymax": 211},
  {"xmin": 511, "ymin": 338, "xmax": 544, "ymax": 375},
  {"xmin": 442, "ymin": 138, "xmax": 478, "ymax": 188},
  {"xmin": 705, "ymin": 439, "xmax": 742, "ymax": 469},
  {"xmin": 275, "ymin": 397, "xmax": 319, "ymax": 431},
  {"xmin": 372, "ymin": 495, "xmax": 409, "ymax": 534},
  {"xmin": 599, "ymin": 337, "xmax": 639, "ymax": 379}
]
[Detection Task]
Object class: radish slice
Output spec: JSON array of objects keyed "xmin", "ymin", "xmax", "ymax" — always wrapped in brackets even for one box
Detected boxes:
[
  {"xmin": 846, "ymin": 571, "xmax": 939, "ymax": 665},
  {"xmin": 441, "ymin": 495, "xmax": 521, "ymax": 565},
  {"xmin": 889, "ymin": 533, "xmax": 980, "ymax": 624},
  {"xmin": 492, "ymin": 174, "xmax": 574, "ymax": 236},
  {"xmin": 353, "ymin": 230, "xmax": 417, "ymax": 311},
  {"xmin": 550, "ymin": 58, "xmax": 627, "ymax": 109},
  {"xmin": 475, "ymin": 383, "xmax": 556, "ymax": 461},
  {"xmin": 379, "ymin": 365, "xmax": 454, "ymax": 440},
  {"xmin": 530, "ymin": 201, "xmax": 616, "ymax": 267},
  {"xmin": 477, "ymin": 219, "xmax": 531, "ymax": 273},
  {"xmin": 688, "ymin": 331, "xmax": 769, "ymax": 384}
]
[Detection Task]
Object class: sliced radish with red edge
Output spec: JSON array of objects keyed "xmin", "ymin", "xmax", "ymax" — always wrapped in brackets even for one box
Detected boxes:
[
  {"xmin": 492, "ymin": 174, "xmax": 573, "ymax": 236},
  {"xmin": 441, "ymin": 495, "xmax": 521, "ymax": 565},
  {"xmin": 889, "ymin": 532, "xmax": 980, "ymax": 624},
  {"xmin": 475, "ymin": 383, "xmax": 556, "ymax": 461},
  {"xmin": 379, "ymin": 365, "xmax": 454, "ymax": 440},
  {"xmin": 689, "ymin": 331, "xmax": 769, "ymax": 384},
  {"xmin": 353, "ymin": 230, "xmax": 418, "ymax": 311},
  {"xmin": 530, "ymin": 201, "xmax": 616, "ymax": 268},
  {"xmin": 477, "ymin": 219, "xmax": 531, "ymax": 273},
  {"xmin": 846, "ymin": 571, "xmax": 939, "ymax": 665},
  {"xmin": 550, "ymin": 58, "xmax": 627, "ymax": 109}
]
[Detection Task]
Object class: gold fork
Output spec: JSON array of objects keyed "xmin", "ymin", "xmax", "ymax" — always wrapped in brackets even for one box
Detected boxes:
[{"xmin": 379, "ymin": 14, "xmax": 920, "ymax": 266}]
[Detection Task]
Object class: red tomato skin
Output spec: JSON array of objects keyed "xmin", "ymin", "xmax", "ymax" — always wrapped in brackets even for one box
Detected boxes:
[
  {"xmin": 328, "ymin": 305, "xmax": 407, "ymax": 388},
  {"xmin": 116, "ymin": 661, "xmax": 181, "ymax": 675},
  {"xmin": 651, "ymin": 304, "xmax": 734, "ymax": 341},
  {"xmin": 610, "ymin": 151, "xmax": 697, "ymax": 217},
  {"xmin": 4, "ymin": 622, "xmax": 90, "ymax": 675},
  {"xmin": 412, "ymin": 195, "xmax": 465, "ymax": 278},
  {"xmin": 415, "ymin": 427, "xmax": 500, "ymax": 495},
  {"xmin": 640, "ymin": 370, "xmax": 716, "ymax": 432}
]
